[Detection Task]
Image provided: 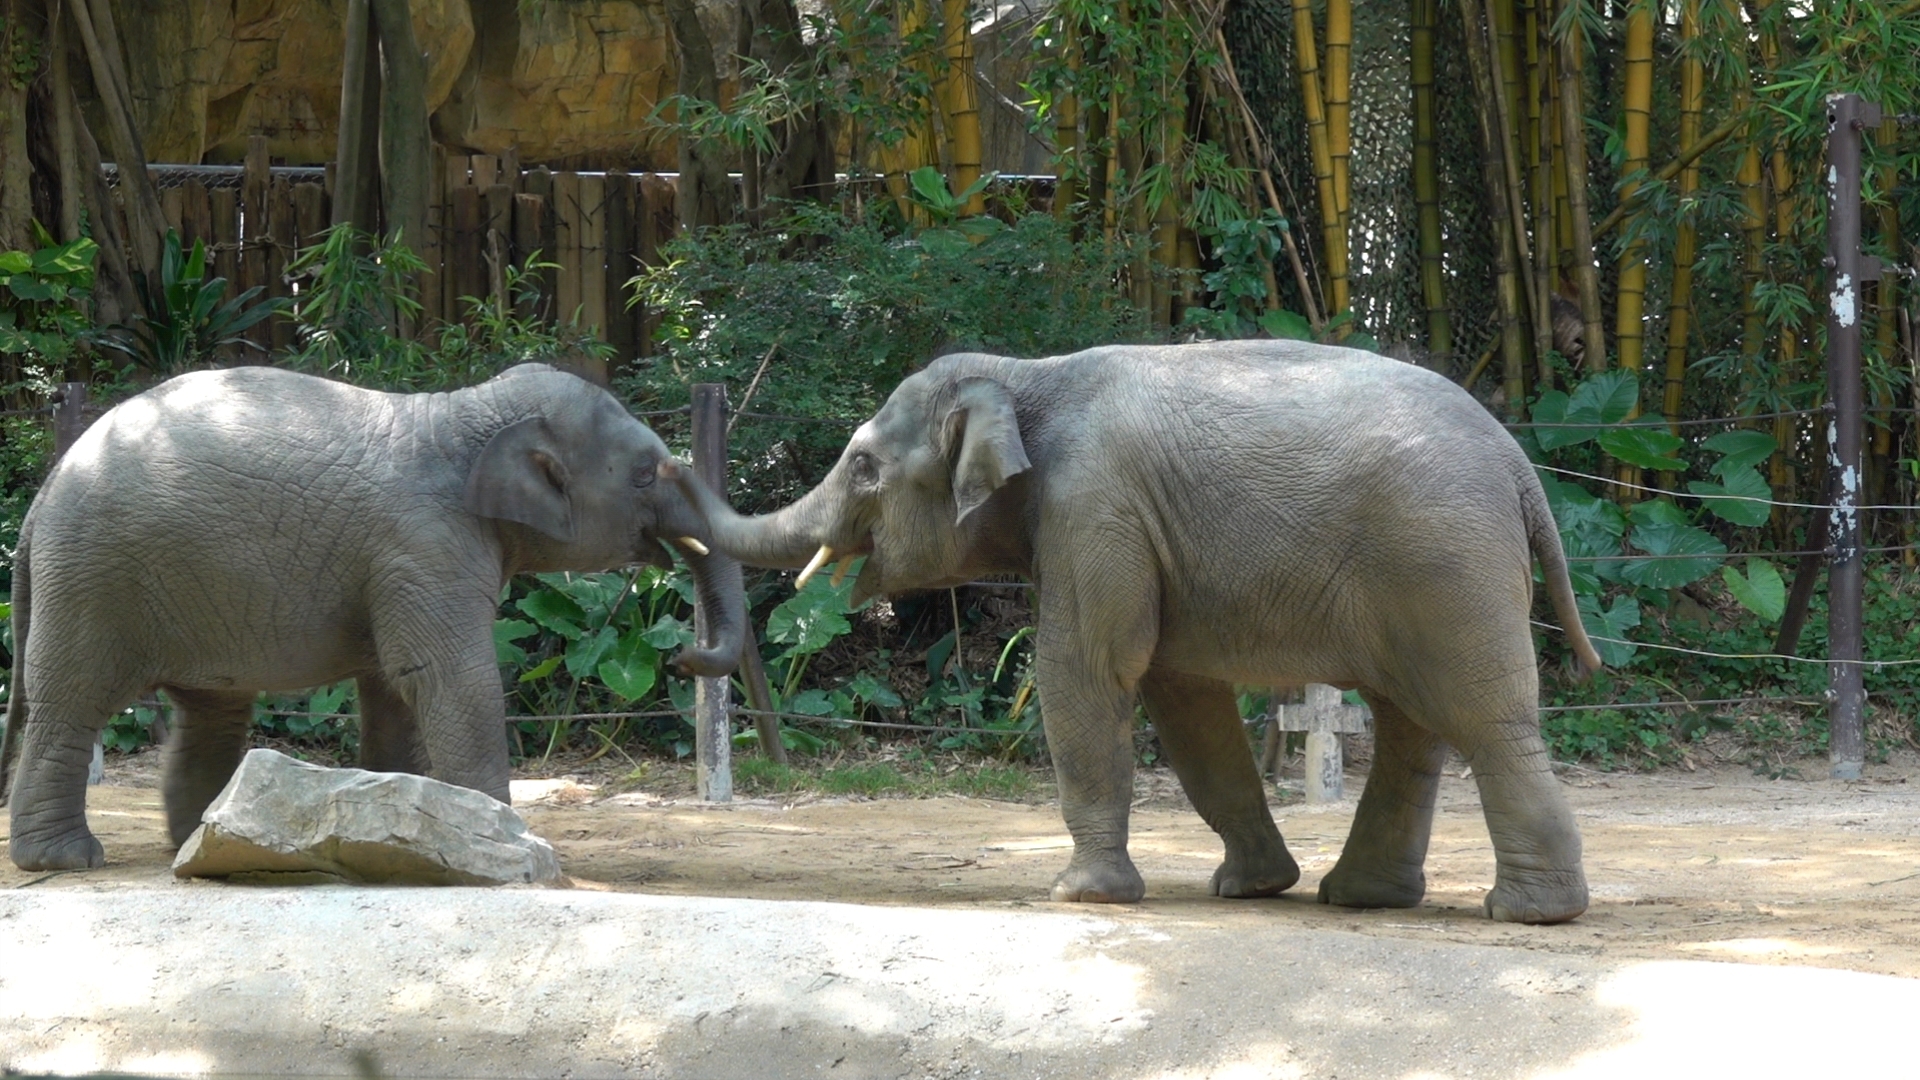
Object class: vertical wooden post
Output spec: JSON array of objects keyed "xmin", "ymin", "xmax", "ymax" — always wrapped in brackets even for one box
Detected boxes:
[
  {"xmin": 691, "ymin": 383, "xmax": 733, "ymax": 802},
  {"xmin": 1824, "ymin": 93, "xmax": 1878, "ymax": 782},
  {"xmin": 483, "ymin": 182, "xmax": 514, "ymax": 317},
  {"xmin": 1302, "ymin": 684, "xmax": 1344, "ymax": 803},
  {"xmin": 578, "ymin": 173, "xmax": 607, "ymax": 340},
  {"xmin": 451, "ymin": 184, "xmax": 484, "ymax": 317},
  {"xmin": 180, "ymin": 179, "xmax": 213, "ymax": 253},
  {"xmin": 603, "ymin": 171, "xmax": 637, "ymax": 371},
  {"xmin": 210, "ymin": 187, "xmax": 240, "ymax": 304},
  {"xmin": 511, "ymin": 192, "xmax": 547, "ymax": 321},
  {"xmin": 552, "ymin": 170, "xmax": 582, "ymax": 323},
  {"xmin": 242, "ymin": 136, "xmax": 272, "ymax": 353},
  {"xmin": 523, "ymin": 167, "xmax": 557, "ymax": 318},
  {"xmin": 51, "ymin": 383, "xmax": 105, "ymax": 784},
  {"xmin": 267, "ymin": 177, "xmax": 296, "ymax": 350}
]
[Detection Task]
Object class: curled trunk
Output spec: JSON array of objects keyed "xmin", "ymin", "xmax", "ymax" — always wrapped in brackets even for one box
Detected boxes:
[
  {"xmin": 669, "ymin": 463, "xmax": 840, "ymax": 570},
  {"xmin": 673, "ymin": 546, "xmax": 748, "ymax": 678}
]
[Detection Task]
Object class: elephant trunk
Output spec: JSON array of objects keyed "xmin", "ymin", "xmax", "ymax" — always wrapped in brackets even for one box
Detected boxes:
[
  {"xmin": 673, "ymin": 546, "xmax": 747, "ymax": 678},
  {"xmin": 666, "ymin": 461, "xmax": 842, "ymax": 571}
]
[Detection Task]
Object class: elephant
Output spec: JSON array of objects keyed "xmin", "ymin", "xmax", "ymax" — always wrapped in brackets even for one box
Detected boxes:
[
  {"xmin": 0, "ymin": 363, "xmax": 745, "ymax": 871},
  {"xmin": 668, "ymin": 340, "xmax": 1604, "ymax": 923}
]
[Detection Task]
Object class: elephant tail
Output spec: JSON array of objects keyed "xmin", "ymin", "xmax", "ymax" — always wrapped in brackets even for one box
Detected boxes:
[
  {"xmin": 0, "ymin": 529, "xmax": 28, "ymax": 804},
  {"xmin": 1520, "ymin": 467, "xmax": 1604, "ymax": 680}
]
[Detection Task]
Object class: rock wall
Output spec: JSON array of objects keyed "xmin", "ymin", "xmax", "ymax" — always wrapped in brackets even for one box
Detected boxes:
[{"xmin": 110, "ymin": 0, "xmax": 730, "ymax": 168}]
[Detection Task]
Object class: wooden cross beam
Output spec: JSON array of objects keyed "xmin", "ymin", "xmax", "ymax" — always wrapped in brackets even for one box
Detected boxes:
[{"xmin": 1271, "ymin": 684, "xmax": 1371, "ymax": 803}]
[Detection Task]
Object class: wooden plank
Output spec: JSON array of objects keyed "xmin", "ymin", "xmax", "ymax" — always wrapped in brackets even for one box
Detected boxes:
[
  {"xmin": 602, "ymin": 171, "xmax": 636, "ymax": 369},
  {"xmin": 242, "ymin": 137, "xmax": 271, "ymax": 352},
  {"xmin": 511, "ymin": 193, "xmax": 547, "ymax": 321},
  {"xmin": 577, "ymin": 172, "xmax": 606, "ymax": 340},
  {"xmin": 442, "ymin": 148, "xmax": 470, "ymax": 320},
  {"xmin": 499, "ymin": 146, "xmax": 521, "ymax": 194},
  {"xmin": 484, "ymin": 182, "xmax": 513, "ymax": 313},
  {"xmin": 180, "ymin": 179, "xmax": 213, "ymax": 254},
  {"xmin": 636, "ymin": 173, "xmax": 678, "ymax": 357},
  {"xmin": 451, "ymin": 184, "xmax": 485, "ymax": 319},
  {"xmin": 291, "ymin": 183, "xmax": 327, "ymax": 322},
  {"xmin": 471, "ymin": 154, "xmax": 497, "ymax": 190},
  {"xmin": 267, "ymin": 176, "xmax": 296, "ymax": 350},
  {"xmin": 522, "ymin": 168, "xmax": 556, "ymax": 316},
  {"xmin": 161, "ymin": 186, "xmax": 185, "ymax": 236},
  {"xmin": 419, "ymin": 148, "xmax": 445, "ymax": 329},
  {"xmin": 210, "ymin": 187, "xmax": 240, "ymax": 305},
  {"xmin": 551, "ymin": 170, "xmax": 581, "ymax": 325}
]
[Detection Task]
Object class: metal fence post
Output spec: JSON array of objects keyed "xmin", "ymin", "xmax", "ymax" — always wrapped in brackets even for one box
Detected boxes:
[
  {"xmin": 1824, "ymin": 93, "xmax": 1880, "ymax": 781},
  {"xmin": 690, "ymin": 384, "xmax": 733, "ymax": 801}
]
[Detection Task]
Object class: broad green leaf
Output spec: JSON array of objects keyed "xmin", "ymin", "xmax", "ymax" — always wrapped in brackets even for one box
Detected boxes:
[
  {"xmin": 1688, "ymin": 467, "xmax": 1773, "ymax": 527},
  {"xmin": 0, "ymin": 251, "xmax": 29, "ymax": 275},
  {"xmin": 518, "ymin": 655, "xmax": 563, "ymax": 683},
  {"xmin": 1530, "ymin": 390, "xmax": 1594, "ymax": 451},
  {"xmin": 493, "ymin": 617, "xmax": 538, "ymax": 666},
  {"xmin": 918, "ymin": 228, "xmax": 972, "ymax": 258},
  {"xmin": 908, "ymin": 166, "xmax": 953, "ymax": 209},
  {"xmin": 847, "ymin": 671, "xmax": 903, "ymax": 708},
  {"xmin": 1618, "ymin": 522, "xmax": 1726, "ymax": 588},
  {"xmin": 925, "ymin": 629, "xmax": 958, "ymax": 679},
  {"xmin": 8, "ymin": 278, "xmax": 56, "ymax": 302},
  {"xmin": 640, "ymin": 613, "xmax": 694, "ymax": 651},
  {"xmin": 1576, "ymin": 593, "xmax": 1642, "ymax": 667},
  {"xmin": 565, "ymin": 625, "xmax": 619, "ymax": 678},
  {"xmin": 787, "ymin": 688, "xmax": 837, "ymax": 716},
  {"xmin": 766, "ymin": 572, "xmax": 857, "ymax": 658},
  {"xmin": 1722, "ymin": 559, "xmax": 1786, "ymax": 622},
  {"xmin": 1567, "ymin": 369, "xmax": 1640, "ymax": 425},
  {"xmin": 1629, "ymin": 498, "xmax": 1691, "ymax": 528},
  {"xmin": 956, "ymin": 215, "xmax": 1007, "ymax": 238},
  {"xmin": 597, "ymin": 632, "xmax": 661, "ymax": 701},
  {"xmin": 517, "ymin": 589, "xmax": 587, "ymax": 638},
  {"xmin": 1257, "ymin": 308, "xmax": 1315, "ymax": 341},
  {"xmin": 1598, "ymin": 426, "xmax": 1686, "ymax": 471},
  {"xmin": 1703, "ymin": 430, "xmax": 1777, "ymax": 476}
]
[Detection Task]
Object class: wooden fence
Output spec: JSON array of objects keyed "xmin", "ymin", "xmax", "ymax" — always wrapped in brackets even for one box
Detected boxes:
[{"xmin": 146, "ymin": 138, "xmax": 682, "ymax": 366}]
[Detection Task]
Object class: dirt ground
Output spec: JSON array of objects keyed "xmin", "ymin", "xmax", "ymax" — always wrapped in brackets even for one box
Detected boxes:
[{"xmin": 25, "ymin": 742, "xmax": 1920, "ymax": 981}]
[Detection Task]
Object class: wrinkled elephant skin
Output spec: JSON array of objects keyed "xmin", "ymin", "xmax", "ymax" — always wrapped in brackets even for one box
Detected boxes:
[
  {"xmin": 2, "ymin": 364, "xmax": 745, "ymax": 871},
  {"xmin": 676, "ymin": 341, "xmax": 1603, "ymax": 924}
]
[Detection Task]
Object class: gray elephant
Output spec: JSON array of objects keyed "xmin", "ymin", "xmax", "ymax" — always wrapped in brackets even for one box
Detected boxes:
[
  {"xmin": 2, "ymin": 363, "xmax": 744, "ymax": 871},
  {"xmin": 670, "ymin": 340, "xmax": 1603, "ymax": 923}
]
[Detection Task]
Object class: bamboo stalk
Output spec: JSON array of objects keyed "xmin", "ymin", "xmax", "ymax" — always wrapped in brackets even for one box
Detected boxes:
[
  {"xmin": 1411, "ymin": 0, "xmax": 1451, "ymax": 359},
  {"xmin": 1291, "ymin": 0, "xmax": 1346, "ymax": 316},
  {"xmin": 1557, "ymin": 13, "xmax": 1604, "ymax": 370},
  {"xmin": 1324, "ymin": 0, "xmax": 1351, "ymax": 233},
  {"xmin": 1527, "ymin": 0, "xmax": 1555, "ymax": 380},
  {"xmin": 1590, "ymin": 111, "xmax": 1744, "ymax": 241},
  {"xmin": 1149, "ymin": 77, "xmax": 1188, "ymax": 329},
  {"xmin": 1483, "ymin": 0, "xmax": 1536, "ymax": 349},
  {"xmin": 1214, "ymin": 30, "xmax": 1324, "ymax": 331},
  {"xmin": 1460, "ymin": 0, "xmax": 1527, "ymax": 407},
  {"xmin": 1052, "ymin": 17, "xmax": 1081, "ymax": 222},
  {"xmin": 939, "ymin": 0, "xmax": 983, "ymax": 214},
  {"xmin": 1661, "ymin": 0, "xmax": 1702, "ymax": 433},
  {"xmin": 1612, "ymin": 0, "xmax": 1653, "ymax": 377}
]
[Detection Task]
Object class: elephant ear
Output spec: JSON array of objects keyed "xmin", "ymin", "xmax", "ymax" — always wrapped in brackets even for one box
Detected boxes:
[
  {"xmin": 464, "ymin": 417, "xmax": 576, "ymax": 542},
  {"xmin": 941, "ymin": 377, "xmax": 1031, "ymax": 525}
]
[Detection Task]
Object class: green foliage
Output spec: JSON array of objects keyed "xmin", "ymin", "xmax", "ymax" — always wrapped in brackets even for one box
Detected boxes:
[
  {"xmin": 0, "ymin": 224, "xmax": 98, "ymax": 379},
  {"xmin": 626, "ymin": 204, "xmax": 1154, "ymax": 513},
  {"xmin": 102, "ymin": 230, "xmax": 288, "ymax": 374},
  {"xmin": 284, "ymin": 224, "xmax": 433, "ymax": 389}
]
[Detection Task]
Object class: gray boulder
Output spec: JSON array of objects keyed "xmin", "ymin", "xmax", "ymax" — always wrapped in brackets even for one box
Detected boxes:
[{"xmin": 173, "ymin": 749, "xmax": 563, "ymax": 886}]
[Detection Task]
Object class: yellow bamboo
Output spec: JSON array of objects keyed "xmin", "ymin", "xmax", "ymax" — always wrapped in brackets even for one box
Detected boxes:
[
  {"xmin": 1292, "ymin": 0, "xmax": 1347, "ymax": 316},
  {"xmin": 1459, "ymin": 0, "xmax": 1527, "ymax": 408},
  {"xmin": 1526, "ymin": 0, "xmax": 1554, "ymax": 381},
  {"xmin": 1325, "ymin": 0, "xmax": 1352, "ymax": 231},
  {"xmin": 1661, "ymin": 0, "xmax": 1702, "ymax": 432},
  {"xmin": 1613, "ymin": 0, "xmax": 1653, "ymax": 377},
  {"xmin": 1150, "ymin": 77, "xmax": 1189, "ymax": 329},
  {"xmin": 1052, "ymin": 18, "xmax": 1081, "ymax": 222},
  {"xmin": 1411, "ymin": 0, "xmax": 1452, "ymax": 359},
  {"xmin": 1558, "ymin": 21, "xmax": 1604, "ymax": 370},
  {"xmin": 939, "ymin": 0, "xmax": 983, "ymax": 214}
]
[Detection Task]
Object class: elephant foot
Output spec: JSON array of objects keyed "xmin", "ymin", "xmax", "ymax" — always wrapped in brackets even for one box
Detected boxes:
[
  {"xmin": 10, "ymin": 827, "xmax": 105, "ymax": 871},
  {"xmin": 1484, "ymin": 872, "xmax": 1588, "ymax": 924},
  {"xmin": 1050, "ymin": 855, "xmax": 1146, "ymax": 904},
  {"xmin": 1209, "ymin": 845, "xmax": 1300, "ymax": 898},
  {"xmin": 1316, "ymin": 859, "xmax": 1426, "ymax": 910}
]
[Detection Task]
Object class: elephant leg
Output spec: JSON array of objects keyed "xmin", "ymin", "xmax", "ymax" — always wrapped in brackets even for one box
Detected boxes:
[
  {"xmin": 356, "ymin": 671, "xmax": 429, "ymax": 775},
  {"xmin": 160, "ymin": 687, "xmax": 258, "ymax": 847},
  {"xmin": 1139, "ymin": 670, "xmax": 1297, "ymax": 898},
  {"xmin": 1318, "ymin": 693, "xmax": 1448, "ymax": 910},
  {"xmin": 7, "ymin": 674, "xmax": 139, "ymax": 870},
  {"xmin": 371, "ymin": 586, "xmax": 511, "ymax": 804},
  {"xmin": 1413, "ymin": 663, "xmax": 1587, "ymax": 924}
]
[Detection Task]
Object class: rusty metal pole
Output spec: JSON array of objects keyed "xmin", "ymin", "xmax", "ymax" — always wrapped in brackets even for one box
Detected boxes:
[
  {"xmin": 1824, "ymin": 93, "xmax": 1880, "ymax": 781},
  {"xmin": 690, "ymin": 384, "xmax": 733, "ymax": 801}
]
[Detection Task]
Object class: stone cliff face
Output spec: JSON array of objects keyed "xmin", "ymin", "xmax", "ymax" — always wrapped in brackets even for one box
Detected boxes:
[{"xmin": 114, "ymin": 0, "xmax": 728, "ymax": 168}]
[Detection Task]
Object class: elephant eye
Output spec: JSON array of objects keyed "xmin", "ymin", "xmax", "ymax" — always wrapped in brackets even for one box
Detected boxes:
[
  {"xmin": 849, "ymin": 452, "xmax": 879, "ymax": 487},
  {"xmin": 631, "ymin": 460, "xmax": 658, "ymax": 489}
]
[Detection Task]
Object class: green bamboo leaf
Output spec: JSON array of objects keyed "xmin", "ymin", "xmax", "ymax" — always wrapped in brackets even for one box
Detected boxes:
[{"xmin": 518, "ymin": 655, "xmax": 563, "ymax": 683}]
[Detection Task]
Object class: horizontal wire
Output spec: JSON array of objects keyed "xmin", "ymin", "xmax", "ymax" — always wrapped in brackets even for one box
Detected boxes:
[
  {"xmin": 1531, "ymin": 620, "xmax": 1920, "ymax": 666},
  {"xmin": 1537, "ymin": 695, "xmax": 1828, "ymax": 713},
  {"xmin": 1505, "ymin": 407, "xmax": 1828, "ymax": 429},
  {"xmin": 1533, "ymin": 463, "xmax": 1920, "ymax": 512}
]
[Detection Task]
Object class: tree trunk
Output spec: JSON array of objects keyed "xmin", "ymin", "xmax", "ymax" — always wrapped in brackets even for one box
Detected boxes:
[
  {"xmin": 0, "ymin": 0, "xmax": 33, "ymax": 253},
  {"xmin": 71, "ymin": 0, "xmax": 164, "ymax": 276},
  {"xmin": 370, "ymin": 0, "xmax": 430, "ymax": 251},
  {"xmin": 663, "ymin": 0, "xmax": 731, "ymax": 228},
  {"xmin": 47, "ymin": 0, "xmax": 80, "ymax": 243},
  {"xmin": 333, "ymin": 0, "xmax": 382, "ymax": 231},
  {"xmin": 742, "ymin": 0, "xmax": 835, "ymax": 214},
  {"xmin": 1459, "ymin": 0, "xmax": 1526, "ymax": 409}
]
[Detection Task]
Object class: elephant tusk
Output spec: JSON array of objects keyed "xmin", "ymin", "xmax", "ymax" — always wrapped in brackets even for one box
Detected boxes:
[
  {"xmin": 829, "ymin": 555, "xmax": 856, "ymax": 588},
  {"xmin": 794, "ymin": 545, "xmax": 834, "ymax": 588},
  {"xmin": 676, "ymin": 536, "xmax": 710, "ymax": 556}
]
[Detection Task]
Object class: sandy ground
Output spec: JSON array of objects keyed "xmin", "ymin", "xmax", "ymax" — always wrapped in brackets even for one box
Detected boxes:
[{"xmin": 6, "ymin": 748, "xmax": 1920, "ymax": 1077}]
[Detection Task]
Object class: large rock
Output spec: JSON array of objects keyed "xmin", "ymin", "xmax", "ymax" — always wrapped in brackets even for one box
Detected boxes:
[{"xmin": 173, "ymin": 748, "xmax": 562, "ymax": 886}]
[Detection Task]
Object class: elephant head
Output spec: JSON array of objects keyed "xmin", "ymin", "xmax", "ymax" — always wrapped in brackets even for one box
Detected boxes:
[
  {"xmin": 467, "ymin": 367, "xmax": 746, "ymax": 676},
  {"xmin": 664, "ymin": 363, "xmax": 1031, "ymax": 602}
]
